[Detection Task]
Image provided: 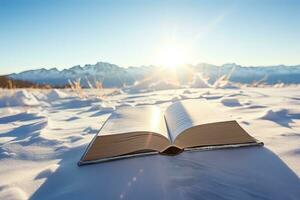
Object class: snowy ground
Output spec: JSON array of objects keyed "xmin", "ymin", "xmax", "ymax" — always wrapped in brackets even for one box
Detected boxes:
[{"xmin": 0, "ymin": 87, "xmax": 300, "ymax": 199}]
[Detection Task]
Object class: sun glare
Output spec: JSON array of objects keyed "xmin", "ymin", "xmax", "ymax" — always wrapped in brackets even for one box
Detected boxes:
[{"xmin": 156, "ymin": 43, "xmax": 188, "ymax": 69}]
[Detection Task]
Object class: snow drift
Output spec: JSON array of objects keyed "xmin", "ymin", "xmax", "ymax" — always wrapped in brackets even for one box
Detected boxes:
[{"xmin": 0, "ymin": 90, "xmax": 40, "ymax": 107}]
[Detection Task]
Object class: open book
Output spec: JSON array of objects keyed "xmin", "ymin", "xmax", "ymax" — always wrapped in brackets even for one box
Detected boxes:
[{"xmin": 79, "ymin": 100, "xmax": 262, "ymax": 165}]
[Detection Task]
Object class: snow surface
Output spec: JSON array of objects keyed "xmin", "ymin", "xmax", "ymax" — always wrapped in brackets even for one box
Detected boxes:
[
  {"xmin": 0, "ymin": 87, "xmax": 300, "ymax": 199},
  {"xmin": 0, "ymin": 90, "xmax": 40, "ymax": 107}
]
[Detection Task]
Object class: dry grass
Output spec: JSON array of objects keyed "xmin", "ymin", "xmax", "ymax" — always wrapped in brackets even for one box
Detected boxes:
[
  {"xmin": 250, "ymin": 74, "xmax": 268, "ymax": 87},
  {"xmin": 67, "ymin": 77, "xmax": 112, "ymax": 99},
  {"xmin": 68, "ymin": 79, "xmax": 86, "ymax": 98}
]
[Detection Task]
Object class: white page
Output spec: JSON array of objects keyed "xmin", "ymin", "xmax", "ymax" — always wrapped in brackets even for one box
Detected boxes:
[
  {"xmin": 100, "ymin": 106, "xmax": 169, "ymax": 139},
  {"xmin": 164, "ymin": 100, "xmax": 231, "ymax": 142}
]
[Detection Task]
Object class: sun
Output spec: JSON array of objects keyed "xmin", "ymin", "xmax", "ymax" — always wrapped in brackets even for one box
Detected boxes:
[{"xmin": 155, "ymin": 43, "xmax": 188, "ymax": 69}]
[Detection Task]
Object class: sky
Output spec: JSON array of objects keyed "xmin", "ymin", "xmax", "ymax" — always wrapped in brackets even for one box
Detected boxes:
[{"xmin": 0, "ymin": 0, "xmax": 300, "ymax": 74}]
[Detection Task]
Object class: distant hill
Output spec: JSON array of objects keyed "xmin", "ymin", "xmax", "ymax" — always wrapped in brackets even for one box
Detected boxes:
[
  {"xmin": 8, "ymin": 62, "xmax": 300, "ymax": 88},
  {"xmin": 0, "ymin": 75, "xmax": 49, "ymax": 88}
]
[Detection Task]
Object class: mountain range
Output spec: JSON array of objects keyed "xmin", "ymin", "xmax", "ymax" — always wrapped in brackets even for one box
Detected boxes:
[{"xmin": 8, "ymin": 62, "xmax": 300, "ymax": 88}]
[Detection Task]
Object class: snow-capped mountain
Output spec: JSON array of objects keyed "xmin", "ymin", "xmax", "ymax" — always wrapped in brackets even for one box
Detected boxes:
[
  {"xmin": 9, "ymin": 62, "xmax": 155, "ymax": 87},
  {"xmin": 8, "ymin": 62, "xmax": 300, "ymax": 87},
  {"xmin": 194, "ymin": 63, "xmax": 300, "ymax": 84}
]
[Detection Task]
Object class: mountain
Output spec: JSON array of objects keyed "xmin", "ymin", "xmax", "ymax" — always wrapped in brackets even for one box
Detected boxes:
[
  {"xmin": 8, "ymin": 62, "xmax": 300, "ymax": 88},
  {"xmin": 9, "ymin": 62, "xmax": 154, "ymax": 88},
  {"xmin": 0, "ymin": 75, "xmax": 48, "ymax": 88},
  {"xmin": 194, "ymin": 63, "xmax": 300, "ymax": 84}
]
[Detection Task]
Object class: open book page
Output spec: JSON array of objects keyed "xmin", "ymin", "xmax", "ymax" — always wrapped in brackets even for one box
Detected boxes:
[
  {"xmin": 164, "ymin": 100, "xmax": 256, "ymax": 148},
  {"xmin": 164, "ymin": 100, "xmax": 225, "ymax": 142},
  {"xmin": 100, "ymin": 106, "xmax": 169, "ymax": 139},
  {"xmin": 80, "ymin": 106, "xmax": 170, "ymax": 163}
]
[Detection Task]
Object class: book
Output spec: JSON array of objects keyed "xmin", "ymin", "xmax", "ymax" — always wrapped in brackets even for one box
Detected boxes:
[{"xmin": 78, "ymin": 100, "xmax": 263, "ymax": 165}]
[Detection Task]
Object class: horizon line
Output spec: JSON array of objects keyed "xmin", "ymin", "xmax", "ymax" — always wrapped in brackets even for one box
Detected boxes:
[{"xmin": 2, "ymin": 61, "xmax": 300, "ymax": 76}]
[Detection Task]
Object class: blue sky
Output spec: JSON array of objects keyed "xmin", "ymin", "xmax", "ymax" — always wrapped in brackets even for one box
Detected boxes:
[{"xmin": 0, "ymin": 0, "xmax": 300, "ymax": 74}]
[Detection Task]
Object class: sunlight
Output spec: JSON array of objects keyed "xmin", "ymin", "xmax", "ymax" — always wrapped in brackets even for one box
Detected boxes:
[{"xmin": 155, "ymin": 43, "xmax": 188, "ymax": 69}]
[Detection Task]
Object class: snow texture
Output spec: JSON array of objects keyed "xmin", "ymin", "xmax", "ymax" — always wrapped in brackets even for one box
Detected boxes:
[{"xmin": 0, "ymin": 86, "xmax": 300, "ymax": 199}]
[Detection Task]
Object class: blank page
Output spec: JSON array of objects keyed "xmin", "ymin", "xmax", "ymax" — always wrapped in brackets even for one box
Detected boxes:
[{"xmin": 100, "ymin": 106, "xmax": 169, "ymax": 139}]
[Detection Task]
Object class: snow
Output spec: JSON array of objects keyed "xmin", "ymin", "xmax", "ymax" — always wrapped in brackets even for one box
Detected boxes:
[
  {"xmin": 0, "ymin": 186, "xmax": 27, "ymax": 200},
  {"xmin": 46, "ymin": 89, "xmax": 68, "ymax": 101},
  {"xmin": 260, "ymin": 109, "xmax": 300, "ymax": 127},
  {"xmin": 0, "ymin": 87, "xmax": 300, "ymax": 199},
  {"xmin": 213, "ymin": 75, "xmax": 240, "ymax": 89},
  {"xmin": 126, "ymin": 79, "xmax": 181, "ymax": 93},
  {"xmin": 221, "ymin": 98, "xmax": 242, "ymax": 107},
  {"xmin": 9, "ymin": 62, "xmax": 300, "ymax": 87},
  {"xmin": 0, "ymin": 90, "xmax": 40, "ymax": 107},
  {"xmin": 149, "ymin": 80, "xmax": 181, "ymax": 91},
  {"xmin": 190, "ymin": 74, "xmax": 211, "ymax": 88}
]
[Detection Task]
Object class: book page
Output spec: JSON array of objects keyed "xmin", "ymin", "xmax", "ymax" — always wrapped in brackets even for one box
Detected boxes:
[
  {"xmin": 80, "ymin": 106, "xmax": 171, "ymax": 163},
  {"xmin": 164, "ymin": 100, "xmax": 230, "ymax": 142},
  {"xmin": 100, "ymin": 106, "xmax": 169, "ymax": 139}
]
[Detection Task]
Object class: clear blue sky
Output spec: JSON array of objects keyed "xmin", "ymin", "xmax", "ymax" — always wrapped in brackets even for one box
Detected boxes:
[{"xmin": 0, "ymin": 0, "xmax": 300, "ymax": 74}]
